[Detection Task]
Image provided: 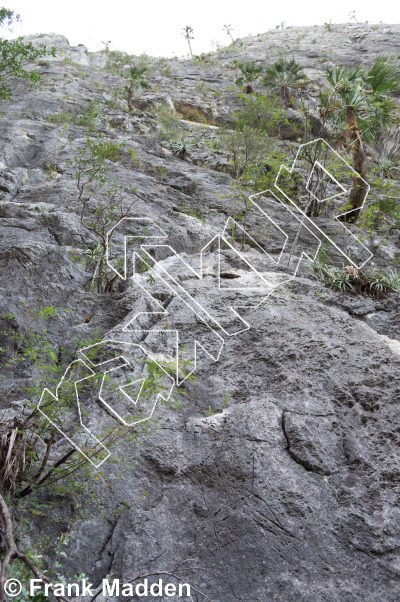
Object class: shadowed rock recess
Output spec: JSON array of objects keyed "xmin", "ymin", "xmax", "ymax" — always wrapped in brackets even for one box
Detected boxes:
[{"xmin": 1, "ymin": 24, "xmax": 400, "ymax": 602}]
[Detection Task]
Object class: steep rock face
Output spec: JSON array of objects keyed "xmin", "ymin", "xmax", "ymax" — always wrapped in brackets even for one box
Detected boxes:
[{"xmin": 0, "ymin": 26, "xmax": 400, "ymax": 602}]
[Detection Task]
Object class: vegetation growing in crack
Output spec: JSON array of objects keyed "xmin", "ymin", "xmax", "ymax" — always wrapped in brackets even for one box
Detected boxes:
[
  {"xmin": 308, "ymin": 247, "xmax": 400, "ymax": 296},
  {"xmin": 154, "ymin": 103, "xmax": 186, "ymax": 143},
  {"xmin": 170, "ymin": 138, "xmax": 190, "ymax": 157},
  {"xmin": 46, "ymin": 99, "xmax": 103, "ymax": 127},
  {"xmin": 67, "ymin": 132, "xmax": 139, "ymax": 293}
]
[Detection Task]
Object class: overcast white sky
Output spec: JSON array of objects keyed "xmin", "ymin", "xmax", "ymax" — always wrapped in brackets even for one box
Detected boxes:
[{"xmin": 3, "ymin": 0, "xmax": 400, "ymax": 57}]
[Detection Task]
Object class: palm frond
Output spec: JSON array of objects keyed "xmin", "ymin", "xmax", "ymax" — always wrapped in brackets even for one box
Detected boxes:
[
  {"xmin": 129, "ymin": 65, "xmax": 148, "ymax": 80},
  {"xmin": 341, "ymin": 83, "xmax": 364, "ymax": 107},
  {"xmin": 325, "ymin": 65, "xmax": 347, "ymax": 88},
  {"xmin": 364, "ymin": 54, "xmax": 400, "ymax": 96},
  {"xmin": 361, "ymin": 97, "xmax": 400, "ymax": 140},
  {"xmin": 375, "ymin": 153, "xmax": 400, "ymax": 178},
  {"xmin": 347, "ymin": 63, "xmax": 365, "ymax": 82},
  {"xmin": 263, "ymin": 58, "xmax": 306, "ymax": 88},
  {"xmin": 237, "ymin": 62, "xmax": 263, "ymax": 83}
]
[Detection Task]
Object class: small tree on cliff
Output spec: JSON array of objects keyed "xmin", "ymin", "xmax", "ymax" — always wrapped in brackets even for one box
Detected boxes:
[
  {"xmin": 261, "ymin": 57, "xmax": 306, "ymax": 108},
  {"xmin": 234, "ymin": 61, "xmax": 263, "ymax": 94},
  {"xmin": 68, "ymin": 133, "xmax": 141, "ymax": 293},
  {"xmin": 319, "ymin": 54, "xmax": 400, "ymax": 221},
  {"xmin": 127, "ymin": 65, "xmax": 150, "ymax": 92},
  {"xmin": 223, "ymin": 24, "xmax": 235, "ymax": 44},
  {"xmin": 182, "ymin": 25, "xmax": 194, "ymax": 59}
]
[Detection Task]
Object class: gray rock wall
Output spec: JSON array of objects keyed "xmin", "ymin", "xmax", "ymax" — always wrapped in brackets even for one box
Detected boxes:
[{"xmin": 1, "ymin": 26, "xmax": 400, "ymax": 602}]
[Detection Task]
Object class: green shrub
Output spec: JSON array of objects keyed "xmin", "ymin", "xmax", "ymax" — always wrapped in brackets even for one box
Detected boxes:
[
  {"xmin": 234, "ymin": 92, "xmax": 283, "ymax": 133},
  {"xmin": 154, "ymin": 103, "xmax": 183, "ymax": 141},
  {"xmin": 76, "ymin": 99, "xmax": 102, "ymax": 127},
  {"xmin": 0, "ymin": 8, "xmax": 56, "ymax": 100},
  {"xmin": 46, "ymin": 112, "xmax": 72, "ymax": 124}
]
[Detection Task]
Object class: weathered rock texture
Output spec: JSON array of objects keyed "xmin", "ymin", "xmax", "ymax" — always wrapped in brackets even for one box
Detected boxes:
[{"xmin": 1, "ymin": 24, "xmax": 400, "ymax": 602}]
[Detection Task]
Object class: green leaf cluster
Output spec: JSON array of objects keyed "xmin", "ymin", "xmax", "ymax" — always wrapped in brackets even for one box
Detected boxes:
[
  {"xmin": 321, "ymin": 54, "xmax": 400, "ymax": 142},
  {"xmin": 0, "ymin": 8, "xmax": 56, "ymax": 100}
]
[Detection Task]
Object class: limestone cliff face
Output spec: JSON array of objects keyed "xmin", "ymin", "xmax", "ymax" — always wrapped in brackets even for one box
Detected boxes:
[{"xmin": 1, "ymin": 25, "xmax": 400, "ymax": 602}]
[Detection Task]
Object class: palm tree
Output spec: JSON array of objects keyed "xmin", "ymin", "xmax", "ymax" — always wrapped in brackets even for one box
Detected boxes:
[
  {"xmin": 321, "ymin": 54, "xmax": 400, "ymax": 221},
  {"xmin": 261, "ymin": 57, "xmax": 306, "ymax": 108},
  {"xmin": 348, "ymin": 10, "xmax": 358, "ymax": 23},
  {"xmin": 223, "ymin": 24, "xmax": 235, "ymax": 44},
  {"xmin": 128, "ymin": 65, "xmax": 151, "ymax": 92},
  {"xmin": 234, "ymin": 61, "xmax": 263, "ymax": 94},
  {"xmin": 182, "ymin": 25, "xmax": 194, "ymax": 59}
]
